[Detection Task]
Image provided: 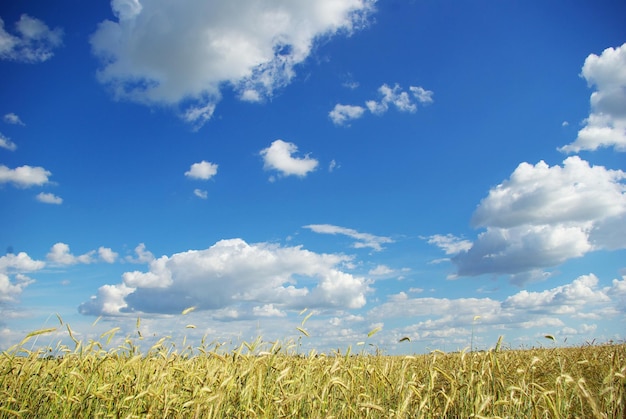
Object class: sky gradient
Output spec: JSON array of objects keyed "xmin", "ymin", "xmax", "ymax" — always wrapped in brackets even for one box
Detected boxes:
[{"xmin": 1, "ymin": 0, "xmax": 625, "ymax": 354}]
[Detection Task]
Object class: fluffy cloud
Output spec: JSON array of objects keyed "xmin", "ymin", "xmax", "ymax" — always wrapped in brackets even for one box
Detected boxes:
[
  {"xmin": 0, "ymin": 133, "xmax": 16, "ymax": 151},
  {"xmin": 329, "ymin": 104, "xmax": 366, "ymax": 126},
  {"xmin": 0, "ymin": 273, "xmax": 34, "ymax": 303},
  {"xmin": 36, "ymin": 192, "xmax": 63, "ymax": 205},
  {"xmin": 261, "ymin": 140, "xmax": 318, "ymax": 178},
  {"xmin": 304, "ymin": 224, "xmax": 393, "ymax": 251},
  {"xmin": 429, "ymin": 157, "xmax": 626, "ymax": 279},
  {"xmin": 79, "ymin": 239, "xmax": 369, "ymax": 316},
  {"xmin": 0, "ymin": 252, "xmax": 43, "ymax": 306},
  {"xmin": 47, "ymin": 243, "xmax": 95, "ymax": 266},
  {"xmin": 125, "ymin": 243, "xmax": 154, "ymax": 264},
  {"xmin": 0, "ymin": 14, "xmax": 63, "ymax": 63},
  {"xmin": 370, "ymin": 273, "xmax": 626, "ymax": 342},
  {"xmin": 0, "ymin": 252, "xmax": 45, "ymax": 274},
  {"xmin": 90, "ymin": 0, "xmax": 376, "ymax": 126},
  {"xmin": 3, "ymin": 113, "xmax": 25, "ymax": 126},
  {"xmin": 560, "ymin": 43, "xmax": 626, "ymax": 153},
  {"xmin": 185, "ymin": 160, "xmax": 218, "ymax": 180},
  {"xmin": 0, "ymin": 165, "xmax": 51, "ymax": 188},
  {"xmin": 471, "ymin": 157, "xmax": 626, "ymax": 228},
  {"xmin": 98, "ymin": 247, "xmax": 118, "ymax": 264},
  {"xmin": 331, "ymin": 83, "xmax": 433, "ymax": 125}
]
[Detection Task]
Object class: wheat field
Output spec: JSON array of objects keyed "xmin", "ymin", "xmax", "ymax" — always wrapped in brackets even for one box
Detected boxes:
[{"xmin": 1, "ymin": 326, "xmax": 624, "ymax": 418}]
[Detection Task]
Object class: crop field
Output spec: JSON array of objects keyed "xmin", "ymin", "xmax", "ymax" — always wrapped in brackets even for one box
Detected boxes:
[{"xmin": 1, "ymin": 328, "xmax": 624, "ymax": 418}]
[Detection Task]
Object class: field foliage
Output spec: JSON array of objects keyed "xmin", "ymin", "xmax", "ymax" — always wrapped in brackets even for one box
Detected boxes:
[{"xmin": 1, "ymin": 327, "xmax": 624, "ymax": 418}]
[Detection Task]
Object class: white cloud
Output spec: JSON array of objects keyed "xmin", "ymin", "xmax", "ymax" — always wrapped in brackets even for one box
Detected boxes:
[
  {"xmin": 0, "ymin": 133, "xmax": 16, "ymax": 151},
  {"xmin": 47, "ymin": 243, "xmax": 95, "ymax": 266},
  {"xmin": 365, "ymin": 83, "xmax": 433, "ymax": 115},
  {"xmin": 433, "ymin": 157, "xmax": 626, "ymax": 279},
  {"xmin": 0, "ymin": 165, "xmax": 51, "ymax": 188},
  {"xmin": 79, "ymin": 238, "xmax": 369, "ymax": 316},
  {"xmin": 304, "ymin": 224, "xmax": 393, "ymax": 251},
  {"xmin": 410, "ymin": 86, "xmax": 434, "ymax": 104},
  {"xmin": 0, "ymin": 273, "xmax": 34, "ymax": 303},
  {"xmin": 559, "ymin": 43, "xmax": 626, "ymax": 153},
  {"xmin": 332, "ymin": 83, "xmax": 433, "ymax": 125},
  {"xmin": 90, "ymin": 0, "xmax": 376, "ymax": 126},
  {"xmin": 125, "ymin": 243, "xmax": 155, "ymax": 264},
  {"xmin": 193, "ymin": 189, "xmax": 208, "ymax": 199},
  {"xmin": 98, "ymin": 247, "xmax": 118, "ymax": 264},
  {"xmin": 473, "ymin": 157, "xmax": 626, "ymax": 229},
  {"xmin": 329, "ymin": 104, "xmax": 366, "ymax": 125},
  {"xmin": 253, "ymin": 304, "xmax": 286, "ymax": 317},
  {"xmin": 0, "ymin": 252, "xmax": 43, "ymax": 305},
  {"xmin": 3, "ymin": 113, "xmax": 25, "ymax": 126},
  {"xmin": 0, "ymin": 14, "xmax": 63, "ymax": 63},
  {"xmin": 36, "ymin": 192, "xmax": 63, "ymax": 205},
  {"xmin": 0, "ymin": 252, "xmax": 45, "ymax": 274},
  {"xmin": 185, "ymin": 160, "xmax": 218, "ymax": 180},
  {"xmin": 426, "ymin": 234, "xmax": 472, "ymax": 255},
  {"xmin": 370, "ymin": 273, "xmax": 626, "ymax": 340},
  {"xmin": 261, "ymin": 140, "xmax": 318, "ymax": 178},
  {"xmin": 368, "ymin": 264, "xmax": 393, "ymax": 276}
]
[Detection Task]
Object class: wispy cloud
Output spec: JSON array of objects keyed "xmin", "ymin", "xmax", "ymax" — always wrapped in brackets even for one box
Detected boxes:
[
  {"xmin": 0, "ymin": 133, "xmax": 17, "ymax": 151},
  {"xmin": 193, "ymin": 189, "xmax": 208, "ymax": 199},
  {"xmin": 304, "ymin": 224, "xmax": 393, "ymax": 251},
  {"xmin": 0, "ymin": 14, "xmax": 63, "ymax": 63},
  {"xmin": 3, "ymin": 113, "xmax": 25, "ymax": 126}
]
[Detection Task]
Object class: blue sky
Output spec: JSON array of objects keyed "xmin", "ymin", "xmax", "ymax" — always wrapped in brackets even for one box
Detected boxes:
[{"xmin": 1, "ymin": 0, "xmax": 625, "ymax": 355}]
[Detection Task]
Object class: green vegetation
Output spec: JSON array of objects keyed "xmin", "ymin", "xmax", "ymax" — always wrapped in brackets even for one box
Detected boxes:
[{"xmin": 1, "ymin": 327, "xmax": 624, "ymax": 418}]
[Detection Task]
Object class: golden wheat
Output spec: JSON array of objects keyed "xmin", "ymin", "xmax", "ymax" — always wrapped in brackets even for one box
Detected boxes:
[{"xmin": 0, "ymin": 329, "xmax": 624, "ymax": 418}]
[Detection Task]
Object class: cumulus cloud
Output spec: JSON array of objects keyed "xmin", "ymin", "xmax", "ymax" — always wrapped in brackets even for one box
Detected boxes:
[
  {"xmin": 0, "ymin": 252, "xmax": 43, "ymax": 306},
  {"xmin": 370, "ymin": 273, "xmax": 626, "ymax": 342},
  {"xmin": 0, "ymin": 133, "xmax": 16, "ymax": 151},
  {"xmin": 125, "ymin": 243, "xmax": 154, "ymax": 264},
  {"xmin": 36, "ymin": 192, "xmax": 62, "ymax": 205},
  {"xmin": 79, "ymin": 239, "xmax": 369, "ymax": 316},
  {"xmin": 0, "ymin": 273, "xmax": 35, "ymax": 303},
  {"xmin": 331, "ymin": 83, "xmax": 433, "ymax": 125},
  {"xmin": 0, "ymin": 164, "xmax": 51, "ymax": 188},
  {"xmin": 47, "ymin": 243, "xmax": 95, "ymax": 266},
  {"xmin": 304, "ymin": 224, "xmax": 393, "ymax": 251},
  {"xmin": 429, "ymin": 157, "xmax": 626, "ymax": 280},
  {"xmin": 3, "ymin": 113, "xmax": 25, "ymax": 126},
  {"xmin": 0, "ymin": 252, "xmax": 45, "ymax": 274},
  {"xmin": 98, "ymin": 247, "xmax": 118, "ymax": 264},
  {"xmin": 329, "ymin": 104, "xmax": 366, "ymax": 126},
  {"xmin": 185, "ymin": 160, "xmax": 218, "ymax": 180},
  {"xmin": 0, "ymin": 14, "xmax": 63, "ymax": 63},
  {"xmin": 90, "ymin": 0, "xmax": 376, "ymax": 126},
  {"xmin": 559, "ymin": 43, "xmax": 626, "ymax": 153},
  {"xmin": 261, "ymin": 140, "xmax": 318, "ymax": 178}
]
